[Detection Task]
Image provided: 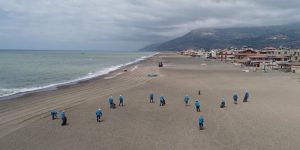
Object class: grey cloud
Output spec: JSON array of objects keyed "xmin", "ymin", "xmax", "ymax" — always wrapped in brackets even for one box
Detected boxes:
[{"xmin": 0, "ymin": 0, "xmax": 300, "ymax": 50}]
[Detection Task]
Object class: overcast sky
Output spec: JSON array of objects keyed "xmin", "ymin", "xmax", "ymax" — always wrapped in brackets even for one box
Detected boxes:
[{"xmin": 0, "ymin": 0, "xmax": 300, "ymax": 50}]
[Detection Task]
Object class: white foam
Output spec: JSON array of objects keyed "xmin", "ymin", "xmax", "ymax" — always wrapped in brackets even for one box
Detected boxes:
[
  {"xmin": 131, "ymin": 65, "xmax": 138, "ymax": 71},
  {"xmin": 0, "ymin": 52, "xmax": 159, "ymax": 99},
  {"xmin": 104, "ymin": 72, "xmax": 124, "ymax": 79}
]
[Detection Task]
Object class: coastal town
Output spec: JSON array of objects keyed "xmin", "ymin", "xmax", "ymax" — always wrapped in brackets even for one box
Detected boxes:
[{"xmin": 180, "ymin": 47, "xmax": 300, "ymax": 73}]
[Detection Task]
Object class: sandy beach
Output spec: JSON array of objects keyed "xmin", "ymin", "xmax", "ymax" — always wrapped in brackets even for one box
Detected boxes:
[{"xmin": 1, "ymin": 52, "xmax": 300, "ymax": 150}]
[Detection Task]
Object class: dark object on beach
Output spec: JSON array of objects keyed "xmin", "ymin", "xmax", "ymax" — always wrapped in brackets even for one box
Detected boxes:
[
  {"xmin": 111, "ymin": 103, "xmax": 116, "ymax": 109},
  {"xmin": 124, "ymin": 69, "xmax": 127, "ymax": 72},
  {"xmin": 196, "ymin": 106, "xmax": 200, "ymax": 112},
  {"xmin": 198, "ymin": 90, "xmax": 201, "ymax": 95},
  {"xmin": 220, "ymin": 101, "xmax": 225, "ymax": 108},
  {"xmin": 61, "ymin": 117, "xmax": 67, "ymax": 126},
  {"xmin": 243, "ymin": 97, "xmax": 248, "ymax": 102},
  {"xmin": 158, "ymin": 62, "xmax": 163, "ymax": 67},
  {"xmin": 148, "ymin": 73, "xmax": 158, "ymax": 77},
  {"xmin": 160, "ymin": 99, "xmax": 166, "ymax": 106},
  {"xmin": 199, "ymin": 123, "xmax": 204, "ymax": 130}
]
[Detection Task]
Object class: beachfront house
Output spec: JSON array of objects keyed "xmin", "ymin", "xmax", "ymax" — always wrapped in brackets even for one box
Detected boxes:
[
  {"xmin": 182, "ymin": 49, "xmax": 198, "ymax": 57},
  {"xmin": 234, "ymin": 49, "xmax": 258, "ymax": 65},
  {"xmin": 290, "ymin": 50, "xmax": 300, "ymax": 62},
  {"xmin": 234, "ymin": 47, "xmax": 293, "ymax": 68},
  {"xmin": 217, "ymin": 49, "xmax": 236, "ymax": 61}
]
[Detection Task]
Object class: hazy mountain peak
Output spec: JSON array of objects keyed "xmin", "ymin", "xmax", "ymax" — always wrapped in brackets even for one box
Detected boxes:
[{"xmin": 140, "ymin": 23, "xmax": 300, "ymax": 51}]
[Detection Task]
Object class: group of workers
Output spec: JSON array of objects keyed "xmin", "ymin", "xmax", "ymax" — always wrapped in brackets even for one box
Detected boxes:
[
  {"xmin": 108, "ymin": 95, "xmax": 124, "ymax": 109},
  {"xmin": 50, "ymin": 109, "xmax": 67, "ymax": 126},
  {"xmin": 50, "ymin": 91, "xmax": 250, "ymax": 130},
  {"xmin": 225, "ymin": 91, "xmax": 250, "ymax": 107}
]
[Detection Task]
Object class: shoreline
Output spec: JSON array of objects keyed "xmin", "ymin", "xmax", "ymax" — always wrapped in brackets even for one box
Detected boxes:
[
  {"xmin": 0, "ymin": 52, "xmax": 164, "ymax": 138},
  {"xmin": 0, "ymin": 52, "xmax": 159, "ymax": 101}
]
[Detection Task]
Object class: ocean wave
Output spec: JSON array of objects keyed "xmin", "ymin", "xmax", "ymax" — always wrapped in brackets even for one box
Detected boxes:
[{"xmin": 0, "ymin": 52, "xmax": 159, "ymax": 100}]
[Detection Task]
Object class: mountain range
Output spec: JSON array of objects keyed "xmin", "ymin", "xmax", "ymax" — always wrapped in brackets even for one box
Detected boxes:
[{"xmin": 140, "ymin": 23, "xmax": 300, "ymax": 51}]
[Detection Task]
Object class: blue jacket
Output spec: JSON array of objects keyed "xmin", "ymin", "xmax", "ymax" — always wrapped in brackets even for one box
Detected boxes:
[
  {"xmin": 184, "ymin": 96, "xmax": 190, "ymax": 102},
  {"xmin": 96, "ymin": 109, "xmax": 103, "ymax": 116},
  {"xmin": 149, "ymin": 93, "xmax": 154, "ymax": 98},
  {"xmin": 60, "ymin": 112, "xmax": 65, "ymax": 119},
  {"xmin": 233, "ymin": 94, "xmax": 238, "ymax": 100},
  {"xmin": 119, "ymin": 96, "xmax": 124, "ymax": 102},
  {"xmin": 245, "ymin": 92, "xmax": 250, "ymax": 97},
  {"xmin": 160, "ymin": 96, "xmax": 164, "ymax": 102},
  {"xmin": 51, "ymin": 109, "xmax": 57, "ymax": 115},
  {"xmin": 198, "ymin": 116, "xmax": 204, "ymax": 124},
  {"xmin": 108, "ymin": 97, "xmax": 113, "ymax": 104},
  {"xmin": 195, "ymin": 101, "xmax": 200, "ymax": 107}
]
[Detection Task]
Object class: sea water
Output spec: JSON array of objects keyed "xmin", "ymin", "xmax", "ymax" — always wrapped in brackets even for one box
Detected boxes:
[{"xmin": 0, "ymin": 50, "xmax": 156, "ymax": 99}]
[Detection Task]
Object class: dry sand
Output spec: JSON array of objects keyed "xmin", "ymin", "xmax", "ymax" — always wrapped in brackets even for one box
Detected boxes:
[{"xmin": 1, "ymin": 53, "xmax": 300, "ymax": 150}]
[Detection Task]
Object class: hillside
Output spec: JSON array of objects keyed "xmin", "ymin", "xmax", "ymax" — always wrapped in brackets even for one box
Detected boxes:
[{"xmin": 140, "ymin": 23, "xmax": 300, "ymax": 51}]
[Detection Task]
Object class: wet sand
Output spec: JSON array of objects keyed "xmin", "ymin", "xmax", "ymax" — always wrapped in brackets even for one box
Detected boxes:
[{"xmin": 1, "ymin": 53, "xmax": 300, "ymax": 150}]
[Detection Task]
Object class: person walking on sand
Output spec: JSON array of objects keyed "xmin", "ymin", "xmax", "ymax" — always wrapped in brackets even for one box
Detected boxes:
[
  {"xmin": 119, "ymin": 95, "xmax": 124, "ymax": 106},
  {"xmin": 220, "ymin": 98, "xmax": 225, "ymax": 108},
  {"xmin": 60, "ymin": 111, "xmax": 67, "ymax": 126},
  {"xmin": 233, "ymin": 93, "xmax": 238, "ymax": 104},
  {"xmin": 96, "ymin": 108, "xmax": 103, "ymax": 122},
  {"xmin": 198, "ymin": 116, "xmax": 204, "ymax": 130},
  {"xmin": 108, "ymin": 96, "xmax": 115, "ymax": 109},
  {"xmin": 160, "ymin": 95, "xmax": 165, "ymax": 106},
  {"xmin": 184, "ymin": 95, "xmax": 190, "ymax": 105},
  {"xmin": 50, "ymin": 109, "xmax": 58, "ymax": 120},
  {"xmin": 149, "ymin": 92, "xmax": 154, "ymax": 103},
  {"xmin": 195, "ymin": 100, "xmax": 200, "ymax": 112},
  {"xmin": 243, "ymin": 91, "xmax": 250, "ymax": 102}
]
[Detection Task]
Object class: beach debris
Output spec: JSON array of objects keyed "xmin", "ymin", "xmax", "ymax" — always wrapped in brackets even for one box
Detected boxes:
[
  {"xmin": 242, "ymin": 69, "xmax": 249, "ymax": 72},
  {"xmin": 201, "ymin": 63, "xmax": 207, "ymax": 66},
  {"xmin": 158, "ymin": 62, "xmax": 163, "ymax": 67},
  {"xmin": 147, "ymin": 73, "xmax": 158, "ymax": 77},
  {"xmin": 123, "ymin": 69, "xmax": 127, "ymax": 72},
  {"xmin": 198, "ymin": 90, "xmax": 201, "ymax": 95}
]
